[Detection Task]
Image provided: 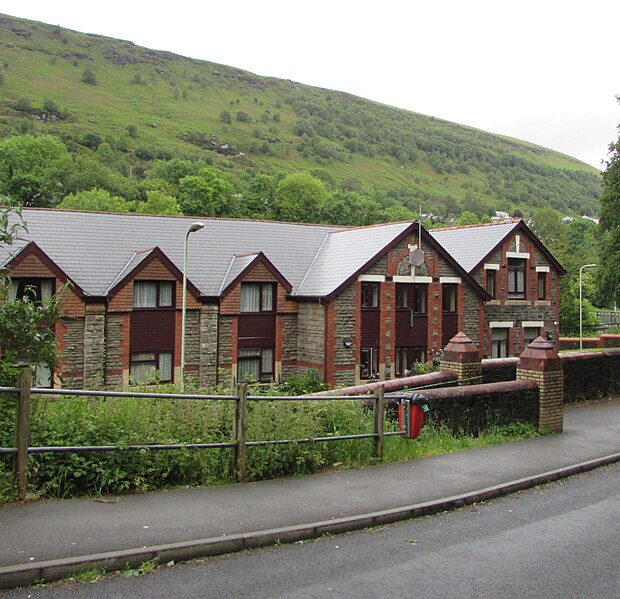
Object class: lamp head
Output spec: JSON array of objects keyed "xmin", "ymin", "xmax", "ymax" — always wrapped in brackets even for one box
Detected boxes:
[{"xmin": 188, "ymin": 222, "xmax": 205, "ymax": 234}]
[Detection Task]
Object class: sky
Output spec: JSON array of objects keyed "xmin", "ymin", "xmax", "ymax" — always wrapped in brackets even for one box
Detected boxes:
[{"xmin": 1, "ymin": 0, "xmax": 618, "ymax": 170}]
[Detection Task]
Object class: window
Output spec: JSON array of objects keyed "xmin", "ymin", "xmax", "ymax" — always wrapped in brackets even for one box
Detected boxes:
[
  {"xmin": 396, "ymin": 284, "xmax": 426, "ymax": 313},
  {"xmin": 508, "ymin": 259, "xmax": 526, "ymax": 299},
  {"xmin": 395, "ymin": 347, "xmax": 427, "ymax": 377},
  {"xmin": 133, "ymin": 281, "xmax": 174, "ymax": 308},
  {"xmin": 130, "ymin": 351, "xmax": 173, "ymax": 383},
  {"xmin": 442, "ymin": 284, "xmax": 457, "ymax": 312},
  {"xmin": 361, "ymin": 282, "xmax": 380, "ymax": 309},
  {"xmin": 523, "ymin": 327, "xmax": 540, "ymax": 350},
  {"xmin": 486, "ymin": 270, "xmax": 496, "ymax": 299},
  {"xmin": 413, "ymin": 285, "xmax": 427, "ymax": 313},
  {"xmin": 240, "ymin": 283, "xmax": 275, "ymax": 313},
  {"xmin": 8, "ymin": 279, "xmax": 55, "ymax": 387},
  {"xmin": 537, "ymin": 272, "xmax": 547, "ymax": 300},
  {"xmin": 491, "ymin": 328, "xmax": 509, "ymax": 358},
  {"xmin": 360, "ymin": 348, "xmax": 379, "ymax": 379},
  {"xmin": 395, "ymin": 347, "xmax": 409, "ymax": 377},
  {"xmin": 396, "ymin": 285, "xmax": 409, "ymax": 308},
  {"xmin": 9, "ymin": 278, "xmax": 54, "ymax": 304},
  {"xmin": 237, "ymin": 347, "xmax": 274, "ymax": 382}
]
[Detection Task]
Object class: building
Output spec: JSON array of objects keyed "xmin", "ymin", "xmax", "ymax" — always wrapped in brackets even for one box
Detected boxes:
[
  {"xmin": 430, "ymin": 220, "xmax": 565, "ymax": 358},
  {"xmin": 0, "ymin": 210, "xmax": 562, "ymax": 389}
]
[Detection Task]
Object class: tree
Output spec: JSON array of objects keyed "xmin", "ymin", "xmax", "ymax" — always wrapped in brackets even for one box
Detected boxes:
[
  {"xmin": 273, "ymin": 173, "xmax": 328, "ymax": 223},
  {"xmin": 59, "ymin": 188, "xmax": 133, "ymax": 213},
  {"xmin": 219, "ymin": 110, "xmax": 231, "ymax": 124},
  {"xmin": 0, "ymin": 206, "xmax": 61, "ymax": 383},
  {"xmin": 0, "ymin": 135, "xmax": 72, "ymax": 207},
  {"xmin": 319, "ymin": 191, "xmax": 382, "ymax": 226},
  {"xmin": 177, "ymin": 170, "xmax": 233, "ymax": 217},
  {"xmin": 136, "ymin": 190, "xmax": 182, "ymax": 216},
  {"xmin": 599, "ymin": 105, "xmax": 620, "ymax": 307},
  {"xmin": 530, "ymin": 207, "xmax": 564, "ymax": 249},
  {"xmin": 454, "ymin": 211, "xmax": 480, "ymax": 226}
]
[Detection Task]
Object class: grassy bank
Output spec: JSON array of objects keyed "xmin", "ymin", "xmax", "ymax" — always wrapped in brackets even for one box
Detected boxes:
[{"xmin": 0, "ymin": 390, "xmax": 539, "ymax": 502}]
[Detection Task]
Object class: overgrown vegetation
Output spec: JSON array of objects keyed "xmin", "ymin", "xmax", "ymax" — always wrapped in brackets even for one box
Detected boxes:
[
  {"xmin": 0, "ymin": 13, "xmax": 601, "ymax": 224},
  {"xmin": 0, "ymin": 386, "xmax": 539, "ymax": 502}
]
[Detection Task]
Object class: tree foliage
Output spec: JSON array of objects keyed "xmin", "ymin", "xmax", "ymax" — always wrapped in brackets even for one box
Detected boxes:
[
  {"xmin": 274, "ymin": 173, "xmax": 328, "ymax": 223},
  {"xmin": 598, "ymin": 108, "xmax": 620, "ymax": 307},
  {"xmin": 0, "ymin": 206, "xmax": 61, "ymax": 383},
  {"xmin": 59, "ymin": 188, "xmax": 133, "ymax": 212}
]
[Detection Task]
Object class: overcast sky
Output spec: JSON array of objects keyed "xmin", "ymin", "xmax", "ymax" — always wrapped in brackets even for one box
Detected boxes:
[{"xmin": 1, "ymin": 0, "xmax": 618, "ymax": 170}]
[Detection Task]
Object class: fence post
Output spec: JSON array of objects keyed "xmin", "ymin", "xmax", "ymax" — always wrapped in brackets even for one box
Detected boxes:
[
  {"xmin": 15, "ymin": 366, "xmax": 32, "ymax": 501},
  {"xmin": 373, "ymin": 386, "xmax": 385, "ymax": 460},
  {"xmin": 233, "ymin": 383, "xmax": 247, "ymax": 483}
]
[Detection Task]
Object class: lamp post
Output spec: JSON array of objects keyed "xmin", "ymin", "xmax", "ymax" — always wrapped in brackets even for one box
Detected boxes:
[
  {"xmin": 579, "ymin": 263, "xmax": 597, "ymax": 350},
  {"xmin": 181, "ymin": 221, "xmax": 205, "ymax": 392}
]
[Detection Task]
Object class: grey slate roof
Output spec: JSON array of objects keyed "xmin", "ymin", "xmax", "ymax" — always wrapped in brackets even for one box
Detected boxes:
[
  {"xmin": 429, "ymin": 221, "xmax": 521, "ymax": 273},
  {"xmin": 296, "ymin": 222, "xmax": 412, "ymax": 296},
  {"xmin": 1, "ymin": 209, "xmax": 416, "ymax": 299}
]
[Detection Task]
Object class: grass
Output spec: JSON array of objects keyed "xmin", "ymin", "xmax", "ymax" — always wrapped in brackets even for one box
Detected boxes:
[{"xmin": 0, "ymin": 387, "xmax": 540, "ymax": 502}]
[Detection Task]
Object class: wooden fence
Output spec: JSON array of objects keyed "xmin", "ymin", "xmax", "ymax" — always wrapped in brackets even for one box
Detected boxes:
[{"xmin": 1, "ymin": 367, "xmax": 408, "ymax": 500}]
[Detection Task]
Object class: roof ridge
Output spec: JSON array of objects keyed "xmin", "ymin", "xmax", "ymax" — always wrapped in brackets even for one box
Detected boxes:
[
  {"xmin": 432, "ymin": 219, "xmax": 521, "ymax": 232},
  {"xmin": 21, "ymin": 207, "xmax": 345, "ymax": 229}
]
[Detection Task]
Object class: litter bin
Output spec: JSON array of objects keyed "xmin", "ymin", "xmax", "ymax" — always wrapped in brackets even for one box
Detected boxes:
[{"xmin": 398, "ymin": 393, "xmax": 429, "ymax": 439}]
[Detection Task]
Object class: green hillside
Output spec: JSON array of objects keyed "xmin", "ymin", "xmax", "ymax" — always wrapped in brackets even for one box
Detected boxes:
[{"xmin": 0, "ymin": 13, "xmax": 602, "ymax": 221}]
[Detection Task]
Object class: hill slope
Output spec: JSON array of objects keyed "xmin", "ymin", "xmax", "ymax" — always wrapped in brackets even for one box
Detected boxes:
[{"xmin": 0, "ymin": 13, "xmax": 602, "ymax": 219}]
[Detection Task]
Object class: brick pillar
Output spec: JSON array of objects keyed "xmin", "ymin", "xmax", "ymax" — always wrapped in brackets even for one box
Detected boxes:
[
  {"xmin": 517, "ymin": 336, "xmax": 564, "ymax": 433},
  {"xmin": 83, "ymin": 301, "xmax": 106, "ymax": 388},
  {"xmin": 440, "ymin": 331, "xmax": 482, "ymax": 386}
]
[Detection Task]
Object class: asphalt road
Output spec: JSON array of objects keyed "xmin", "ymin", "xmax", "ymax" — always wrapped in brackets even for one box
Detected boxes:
[{"xmin": 4, "ymin": 462, "xmax": 618, "ymax": 599}]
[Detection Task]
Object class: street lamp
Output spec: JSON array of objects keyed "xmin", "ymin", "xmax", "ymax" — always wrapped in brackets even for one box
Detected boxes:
[
  {"xmin": 579, "ymin": 263, "xmax": 597, "ymax": 350},
  {"xmin": 180, "ymin": 221, "xmax": 205, "ymax": 392}
]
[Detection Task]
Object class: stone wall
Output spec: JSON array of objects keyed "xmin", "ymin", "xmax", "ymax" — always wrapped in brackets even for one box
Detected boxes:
[
  {"xmin": 105, "ymin": 313, "xmax": 125, "ymax": 389},
  {"xmin": 559, "ymin": 334, "xmax": 620, "ymax": 351},
  {"xmin": 560, "ymin": 349, "xmax": 620, "ymax": 402},
  {"xmin": 184, "ymin": 309, "xmax": 201, "ymax": 386},
  {"xmin": 419, "ymin": 380, "xmax": 539, "ymax": 434},
  {"xmin": 333, "ymin": 285, "xmax": 357, "ymax": 387},
  {"xmin": 281, "ymin": 313, "xmax": 298, "ymax": 380},
  {"xmin": 296, "ymin": 302, "xmax": 325, "ymax": 376},
  {"xmin": 60, "ymin": 317, "xmax": 85, "ymax": 389},
  {"xmin": 199, "ymin": 304, "xmax": 219, "ymax": 388},
  {"xmin": 83, "ymin": 304, "xmax": 106, "ymax": 388},
  {"xmin": 462, "ymin": 285, "xmax": 481, "ymax": 345},
  {"xmin": 482, "ymin": 358, "xmax": 518, "ymax": 383}
]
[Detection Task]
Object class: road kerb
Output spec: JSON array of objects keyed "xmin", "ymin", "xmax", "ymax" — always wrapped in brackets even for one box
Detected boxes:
[{"xmin": 1, "ymin": 452, "xmax": 619, "ymax": 590}]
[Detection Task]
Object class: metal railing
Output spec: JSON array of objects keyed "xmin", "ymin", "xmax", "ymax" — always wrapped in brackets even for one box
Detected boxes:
[{"xmin": 0, "ymin": 367, "xmax": 412, "ymax": 500}]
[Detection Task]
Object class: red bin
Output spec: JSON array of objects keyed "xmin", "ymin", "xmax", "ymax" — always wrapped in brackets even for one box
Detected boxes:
[{"xmin": 398, "ymin": 394, "xmax": 428, "ymax": 439}]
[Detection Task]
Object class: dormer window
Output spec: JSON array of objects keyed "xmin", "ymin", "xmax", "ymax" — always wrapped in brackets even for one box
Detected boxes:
[
  {"xmin": 9, "ymin": 278, "xmax": 54, "ymax": 304},
  {"xmin": 240, "ymin": 283, "xmax": 275, "ymax": 313},
  {"xmin": 133, "ymin": 281, "xmax": 174, "ymax": 308}
]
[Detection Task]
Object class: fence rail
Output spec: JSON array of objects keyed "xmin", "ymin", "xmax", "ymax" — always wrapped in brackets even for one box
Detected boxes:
[{"xmin": 1, "ymin": 367, "xmax": 408, "ymax": 500}]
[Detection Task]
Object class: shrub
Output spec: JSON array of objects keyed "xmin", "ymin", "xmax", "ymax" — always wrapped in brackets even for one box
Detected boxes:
[
  {"xmin": 13, "ymin": 98, "xmax": 32, "ymax": 112},
  {"xmin": 82, "ymin": 68, "xmax": 97, "ymax": 85}
]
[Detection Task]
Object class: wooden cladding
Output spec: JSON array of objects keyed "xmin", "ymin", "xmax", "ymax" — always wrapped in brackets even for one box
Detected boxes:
[
  {"xmin": 395, "ymin": 312, "xmax": 428, "ymax": 346},
  {"xmin": 238, "ymin": 313, "xmax": 276, "ymax": 349},
  {"xmin": 361, "ymin": 311, "xmax": 380, "ymax": 349},
  {"xmin": 130, "ymin": 310, "xmax": 175, "ymax": 353},
  {"xmin": 442, "ymin": 313, "xmax": 459, "ymax": 347}
]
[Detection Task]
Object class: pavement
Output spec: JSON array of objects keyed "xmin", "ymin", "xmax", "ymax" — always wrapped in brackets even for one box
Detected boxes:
[{"xmin": 1, "ymin": 401, "xmax": 619, "ymax": 589}]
